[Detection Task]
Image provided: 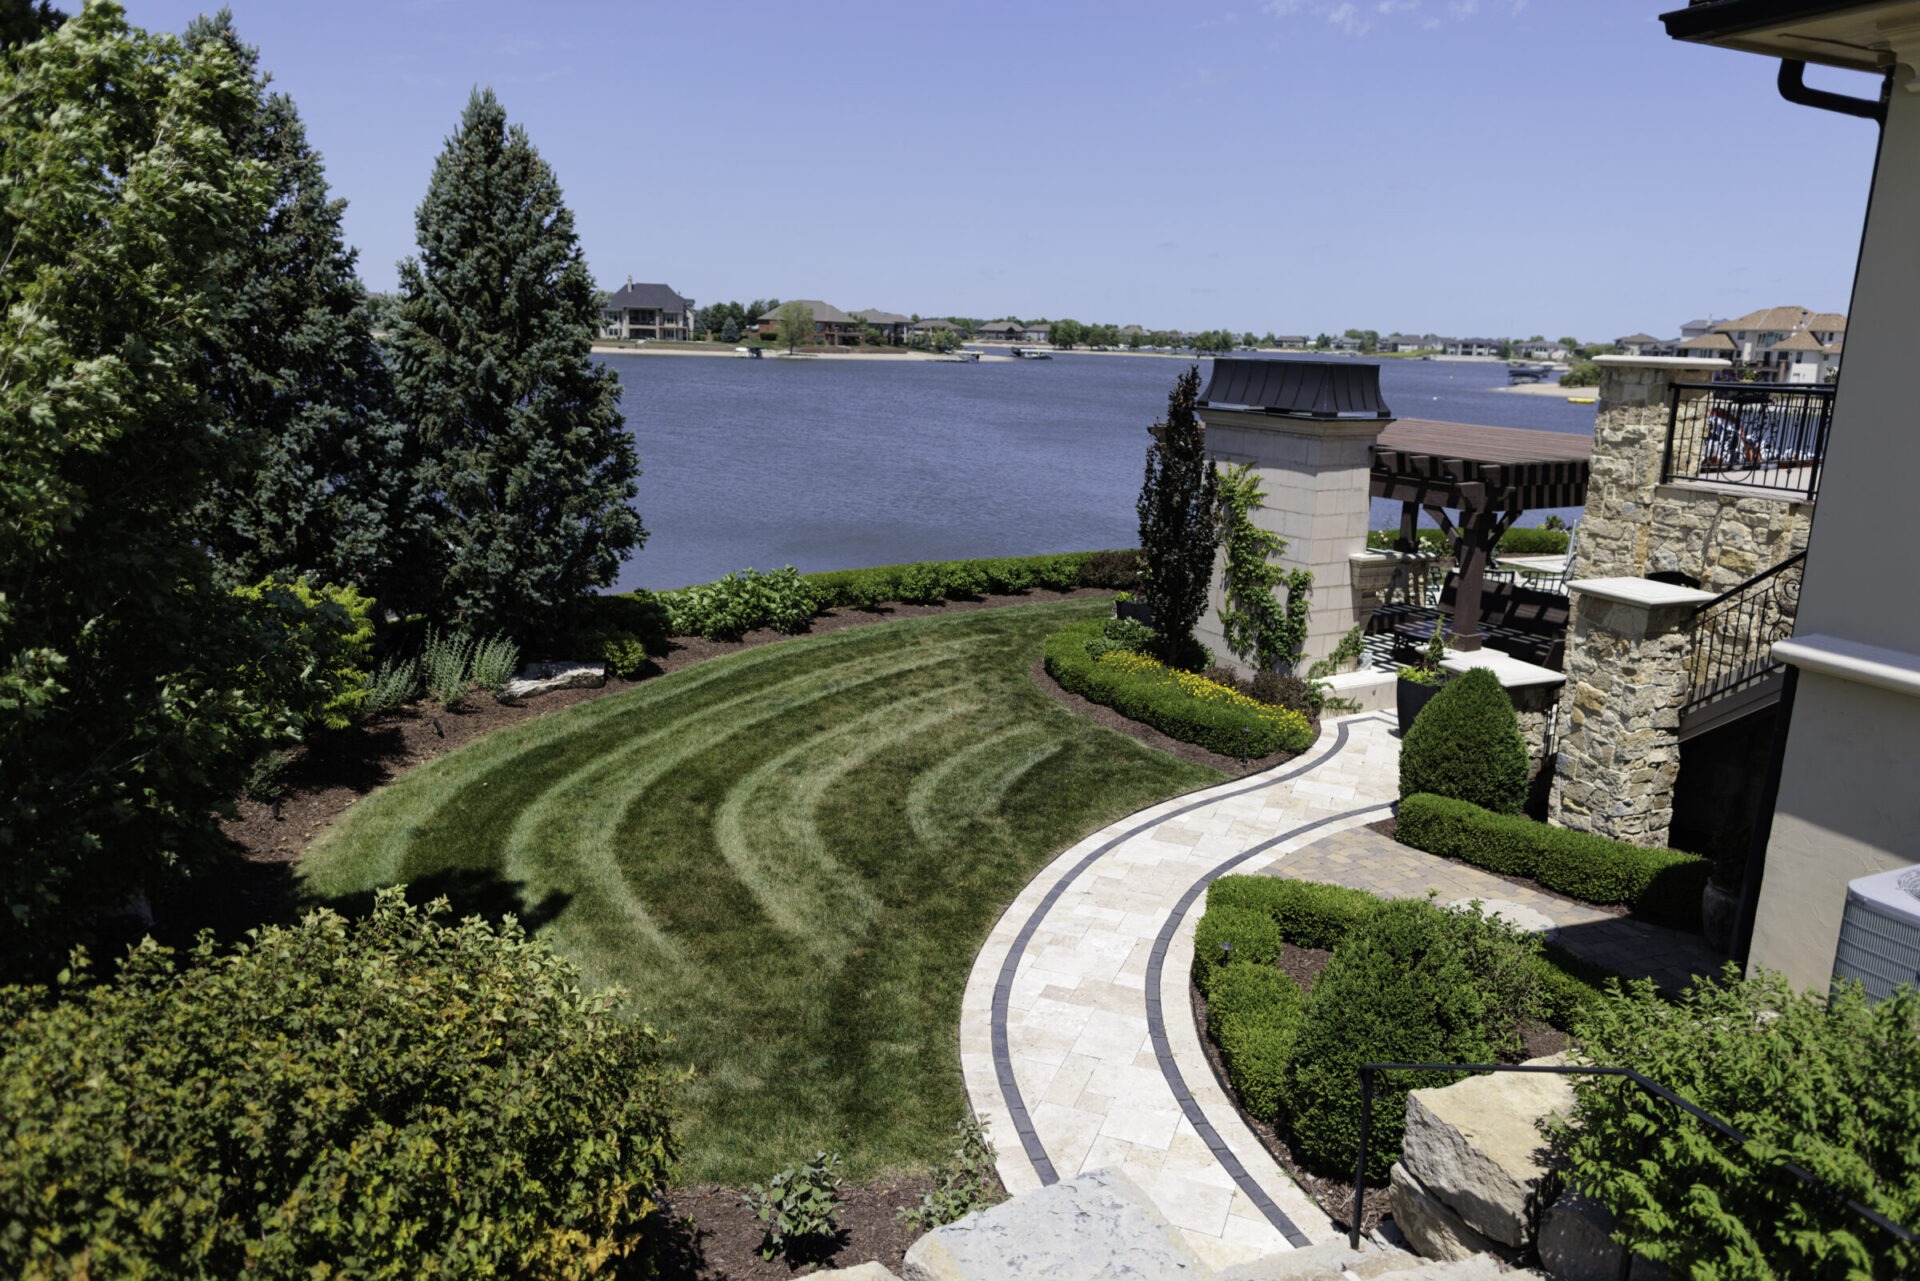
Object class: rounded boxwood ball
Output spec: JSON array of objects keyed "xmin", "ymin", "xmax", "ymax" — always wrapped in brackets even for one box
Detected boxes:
[{"xmin": 1398, "ymin": 667, "xmax": 1528, "ymax": 814}]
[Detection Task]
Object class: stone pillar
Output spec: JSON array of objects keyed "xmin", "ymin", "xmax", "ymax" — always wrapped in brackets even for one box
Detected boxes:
[
  {"xmin": 1549, "ymin": 578, "xmax": 1716, "ymax": 845},
  {"xmin": 1575, "ymin": 355, "xmax": 1731, "ymax": 581},
  {"xmin": 1195, "ymin": 408, "xmax": 1389, "ymax": 676}
]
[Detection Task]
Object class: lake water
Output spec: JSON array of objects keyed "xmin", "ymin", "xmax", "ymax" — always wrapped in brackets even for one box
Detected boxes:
[{"xmin": 607, "ymin": 350, "xmax": 1594, "ymax": 592}]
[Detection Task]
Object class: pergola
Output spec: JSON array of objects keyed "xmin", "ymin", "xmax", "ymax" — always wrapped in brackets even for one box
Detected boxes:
[{"xmin": 1370, "ymin": 419, "xmax": 1591, "ymax": 650}]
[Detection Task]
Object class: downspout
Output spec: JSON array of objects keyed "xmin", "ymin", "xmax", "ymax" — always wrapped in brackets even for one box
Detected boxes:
[{"xmin": 1776, "ymin": 59, "xmax": 1890, "ymax": 123}]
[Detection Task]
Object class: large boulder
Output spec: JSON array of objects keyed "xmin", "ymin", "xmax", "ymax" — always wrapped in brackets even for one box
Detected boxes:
[
  {"xmin": 1539, "ymin": 1189, "xmax": 1671, "ymax": 1281},
  {"xmin": 1388, "ymin": 1162, "xmax": 1505, "ymax": 1264},
  {"xmin": 901, "ymin": 1168, "xmax": 1206, "ymax": 1281},
  {"xmin": 1397, "ymin": 1058, "xmax": 1575, "ymax": 1248}
]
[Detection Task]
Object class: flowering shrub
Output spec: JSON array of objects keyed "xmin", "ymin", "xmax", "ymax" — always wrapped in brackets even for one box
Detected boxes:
[
  {"xmin": 1042, "ymin": 620, "xmax": 1314, "ymax": 757},
  {"xmin": 659, "ymin": 566, "xmax": 818, "ymax": 639}
]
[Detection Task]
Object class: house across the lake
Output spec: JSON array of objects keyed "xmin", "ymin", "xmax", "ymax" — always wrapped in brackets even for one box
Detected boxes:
[
  {"xmin": 1672, "ymin": 306, "xmax": 1845, "ymax": 382},
  {"xmin": 850, "ymin": 309, "xmax": 911, "ymax": 344},
  {"xmin": 755, "ymin": 300, "xmax": 863, "ymax": 346},
  {"xmin": 601, "ymin": 280, "xmax": 694, "ymax": 341}
]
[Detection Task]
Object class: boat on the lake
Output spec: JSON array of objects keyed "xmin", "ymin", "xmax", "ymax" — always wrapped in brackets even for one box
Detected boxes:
[
  {"xmin": 1507, "ymin": 362, "xmax": 1556, "ymax": 383},
  {"xmin": 1009, "ymin": 346, "xmax": 1053, "ymax": 360}
]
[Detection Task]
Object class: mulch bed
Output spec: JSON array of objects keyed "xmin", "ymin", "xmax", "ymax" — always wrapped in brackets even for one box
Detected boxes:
[
  {"xmin": 1027, "ymin": 660, "xmax": 1318, "ymax": 778},
  {"xmin": 1188, "ymin": 940, "xmax": 1568, "ymax": 1240},
  {"xmin": 658, "ymin": 1177, "xmax": 949, "ymax": 1280}
]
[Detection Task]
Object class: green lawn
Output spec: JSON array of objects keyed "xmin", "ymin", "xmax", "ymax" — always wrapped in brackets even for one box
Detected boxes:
[{"xmin": 300, "ymin": 600, "xmax": 1220, "ymax": 1182}]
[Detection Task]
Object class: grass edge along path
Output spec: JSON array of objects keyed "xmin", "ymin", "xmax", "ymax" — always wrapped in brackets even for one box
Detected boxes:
[{"xmin": 300, "ymin": 600, "xmax": 1222, "ymax": 1184}]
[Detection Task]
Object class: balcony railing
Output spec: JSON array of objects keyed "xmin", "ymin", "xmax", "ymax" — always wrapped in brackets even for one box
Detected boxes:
[
  {"xmin": 1663, "ymin": 382, "xmax": 1835, "ymax": 502},
  {"xmin": 1684, "ymin": 552, "xmax": 1805, "ymax": 719}
]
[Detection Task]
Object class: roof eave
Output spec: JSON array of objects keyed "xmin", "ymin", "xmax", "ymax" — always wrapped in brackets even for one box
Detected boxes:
[{"xmin": 1660, "ymin": 0, "xmax": 1919, "ymax": 72}]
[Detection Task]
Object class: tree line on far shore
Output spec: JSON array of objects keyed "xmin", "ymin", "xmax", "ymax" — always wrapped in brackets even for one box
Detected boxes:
[{"xmin": 1, "ymin": 4, "xmax": 644, "ymax": 976}]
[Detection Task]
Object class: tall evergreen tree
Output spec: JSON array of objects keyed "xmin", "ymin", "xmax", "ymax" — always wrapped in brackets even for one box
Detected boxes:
[
  {"xmin": 184, "ymin": 11, "xmax": 423, "ymax": 603},
  {"xmin": 0, "ymin": 0, "xmax": 63, "ymax": 50},
  {"xmin": 1136, "ymin": 365, "xmax": 1221, "ymax": 665},
  {"xmin": 392, "ymin": 88, "xmax": 642, "ymax": 637},
  {"xmin": 0, "ymin": 2, "xmax": 273, "ymax": 975}
]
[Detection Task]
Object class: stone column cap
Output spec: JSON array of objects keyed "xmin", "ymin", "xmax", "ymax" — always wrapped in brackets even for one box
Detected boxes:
[
  {"xmin": 1440, "ymin": 647, "xmax": 1565, "ymax": 690},
  {"xmin": 1569, "ymin": 576, "xmax": 1717, "ymax": 608},
  {"xmin": 1592, "ymin": 355, "xmax": 1731, "ymax": 370}
]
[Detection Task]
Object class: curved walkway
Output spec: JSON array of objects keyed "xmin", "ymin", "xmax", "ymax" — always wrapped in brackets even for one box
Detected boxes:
[{"xmin": 960, "ymin": 710, "xmax": 1403, "ymax": 1270}]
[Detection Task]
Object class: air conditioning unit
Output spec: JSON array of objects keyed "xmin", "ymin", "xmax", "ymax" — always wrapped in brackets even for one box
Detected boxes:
[{"xmin": 1831, "ymin": 866, "xmax": 1920, "ymax": 1001}]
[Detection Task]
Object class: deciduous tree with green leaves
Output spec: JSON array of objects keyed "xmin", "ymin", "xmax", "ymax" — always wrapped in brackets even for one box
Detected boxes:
[
  {"xmin": 776, "ymin": 300, "xmax": 815, "ymax": 352},
  {"xmin": 183, "ymin": 11, "xmax": 424, "ymax": 605},
  {"xmin": 0, "ymin": 2, "xmax": 274, "ymax": 976},
  {"xmin": 391, "ymin": 88, "xmax": 643, "ymax": 639},
  {"xmin": 1137, "ymin": 366, "xmax": 1221, "ymax": 667}
]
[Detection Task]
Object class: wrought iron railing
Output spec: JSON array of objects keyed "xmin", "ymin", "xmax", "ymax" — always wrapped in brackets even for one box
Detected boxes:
[
  {"xmin": 1348, "ymin": 1061, "xmax": 1916, "ymax": 1277},
  {"xmin": 1684, "ymin": 552, "xmax": 1805, "ymax": 717},
  {"xmin": 1663, "ymin": 382, "xmax": 1834, "ymax": 501}
]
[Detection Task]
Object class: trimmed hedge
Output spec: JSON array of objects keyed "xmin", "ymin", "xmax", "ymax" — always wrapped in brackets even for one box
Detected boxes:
[
  {"xmin": 0, "ymin": 889, "xmax": 680, "ymax": 1278},
  {"xmin": 1204, "ymin": 876, "xmax": 1379, "ymax": 951},
  {"xmin": 1396, "ymin": 793, "xmax": 1711, "ymax": 929},
  {"xmin": 1193, "ymin": 905, "xmax": 1283, "ymax": 994},
  {"xmin": 1205, "ymin": 965, "xmax": 1305, "ymax": 1122},
  {"xmin": 803, "ymin": 551, "xmax": 1097, "ymax": 611},
  {"xmin": 1043, "ymin": 620, "xmax": 1315, "ymax": 758},
  {"xmin": 1366, "ymin": 527, "xmax": 1570, "ymax": 556},
  {"xmin": 1397, "ymin": 667, "xmax": 1529, "ymax": 814}
]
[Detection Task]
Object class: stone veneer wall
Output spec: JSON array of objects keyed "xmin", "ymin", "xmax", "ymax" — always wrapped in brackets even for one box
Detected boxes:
[
  {"xmin": 1549, "ymin": 584, "xmax": 1712, "ymax": 845},
  {"xmin": 1575, "ymin": 357, "xmax": 1812, "ymax": 593}
]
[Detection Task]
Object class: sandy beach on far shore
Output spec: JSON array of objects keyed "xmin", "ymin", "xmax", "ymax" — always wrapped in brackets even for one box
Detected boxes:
[{"xmin": 1497, "ymin": 380, "xmax": 1593, "ymax": 399}]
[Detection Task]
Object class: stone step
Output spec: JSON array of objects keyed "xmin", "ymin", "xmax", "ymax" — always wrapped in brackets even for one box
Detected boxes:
[
  {"xmin": 901, "ymin": 1168, "xmax": 1209, "ymax": 1281},
  {"xmin": 1212, "ymin": 1235, "xmax": 1426, "ymax": 1280}
]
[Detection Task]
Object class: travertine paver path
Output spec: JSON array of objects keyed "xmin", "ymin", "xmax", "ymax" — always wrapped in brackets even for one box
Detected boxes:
[{"xmin": 959, "ymin": 711, "xmax": 1403, "ymax": 1269}]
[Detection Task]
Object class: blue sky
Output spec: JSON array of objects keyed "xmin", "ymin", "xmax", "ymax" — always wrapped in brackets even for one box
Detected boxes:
[{"xmin": 125, "ymin": 0, "xmax": 1883, "ymax": 340}]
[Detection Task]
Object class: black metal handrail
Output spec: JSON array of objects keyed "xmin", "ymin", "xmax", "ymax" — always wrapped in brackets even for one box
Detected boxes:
[
  {"xmin": 1349, "ymin": 1061, "xmax": 1916, "ymax": 1276},
  {"xmin": 1684, "ymin": 551, "xmax": 1805, "ymax": 716},
  {"xmin": 1663, "ymin": 381, "xmax": 1834, "ymax": 502}
]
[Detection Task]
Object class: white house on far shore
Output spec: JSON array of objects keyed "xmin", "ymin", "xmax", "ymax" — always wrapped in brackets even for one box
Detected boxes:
[{"xmin": 601, "ymin": 279, "xmax": 694, "ymax": 341}]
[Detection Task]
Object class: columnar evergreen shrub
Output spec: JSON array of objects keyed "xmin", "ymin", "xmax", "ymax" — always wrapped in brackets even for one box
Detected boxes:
[
  {"xmin": 1137, "ymin": 367, "xmax": 1221, "ymax": 661},
  {"xmin": 1555, "ymin": 971, "xmax": 1920, "ymax": 1280},
  {"xmin": 392, "ymin": 88, "xmax": 643, "ymax": 639},
  {"xmin": 1396, "ymin": 793, "xmax": 1710, "ymax": 928},
  {"xmin": 183, "ymin": 13, "xmax": 423, "ymax": 605},
  {"xmin": 0, "ymin": 889, "xmax": 681, "ymax": 1278},
  {"xmin": 1397, "ymin": 667, "xmax": 1529, "ymax": 813},
  {"xmin": 1284, "ymin": 899, "xmax": 1541, "ymax": 1179}
]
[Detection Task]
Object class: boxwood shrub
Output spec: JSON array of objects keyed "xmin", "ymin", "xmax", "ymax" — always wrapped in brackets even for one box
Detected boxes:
[
  {"xmin": 1204, "ymin": 876, "xmax": 1379, "ymax": 951},
  {"xmin": 1397, "ymin": 666, "xmax": 1529, "ymax": 814},
  {"xmin": 1192, "ymin": 905, "xmax": 1283, "ymax": 994},
  {"xmin": 1043, "ymin": 620, "xmax": 1315, "ymax": 757},
  {"xmin": 1205, "ymin": 965, "xmax": 1305, "ymax": 1123},
  {"xmin": 0, "ymin": 889, "xmax": 680, "ymax": 1278},
  {"xmin": 1396, "ymin": 792, "xmax": 1711, "ymax": 929}
]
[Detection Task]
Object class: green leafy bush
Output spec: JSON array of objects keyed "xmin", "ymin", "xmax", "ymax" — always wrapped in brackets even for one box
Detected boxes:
[
  {"xmin": 1084, "ymin": 616, "xmax": 1158, "ymax": 660},
  {"xmin": 230, "ymin": 578, "xmax": 376, "ymax": 733},
  {"xmin": 1285, "ymin": 899, "xmax": 1542, "ymax": 1179},
  {"xmin": 659, "ymin": 566, "xmax": 818, "ymax": 640},
  {"xmin": 601, "ymin": 636, "xmax": 653, "ymax": 679},
  {"xmin": 421, "ymin": 625, "xmax": 475, "ymax": 706},
  {"xmin": 1396, "ymin": 793, "xmax": 1711, "ymax": 929},
  {"xmin": 744, "ymin": 1151, "xmax": 843, "ymax": 1261},
  {"xmin": 1035, "ymin": 554, "xmax": 1083, "ymax": 592},
  {"xmin": 1398, "ymin": 667, "xmax": 1529, "ymax": 814},
  {"xmin": 1193, "ymin": 905, "xmax": 1284, "ymax": 994},
  {"xmin": 1250, "ymin": 671, "xmax": 1314, "ymax": 715},
  {"xmin": 898, "ymin": 562, "xmax": 946, "ymax": 604},
  {"xmin": 900, "ymin": 1118, "xmax": 1003, "ymax": 1231},
  {"xmin": 1498, "ymin": 527, "xmax": 1572, "ymax": 555},
  {"xmin": 1206, "ymin": 965, "xmax": 1306, "ymax": 1123},
  {"xmin": 1559, "ymin": 360, "xmax": 1601, "ymax": 388},
  {"xmin": 801, "ymin": 552, "xmax": 1097, "ymax": 611},
  {"xmin": 983, "ymin": 558, "xmax": 1033, "ymax": 594},
  {"xmin": 569, "ymin": 591, "xmax": 672, "ymax": 660},
  {"xmin": 469, "ymin": 633, "xmax": 520, "ymax": 695},
  {"xmin": 1553, "ymin": 971, "xmax": 1920, "ymax": 1280},
  {"xmin": 1205, "ymin": 876, "xmax": 1380, "ymax": 950},
  {"xmin": 942, "ymin": 561, "xmax": 990, "ymax": 598},
  {"xmin": 0, "ymin": 889, "xmax": 680, "ymax": 1278},
  {"xmin": 1077, "ymin": 548, "xmax": 1144, "ymax": 591},
  {"xmin": 1044, "ymin": 620, "xmax": 1314, "ymax": 757}
]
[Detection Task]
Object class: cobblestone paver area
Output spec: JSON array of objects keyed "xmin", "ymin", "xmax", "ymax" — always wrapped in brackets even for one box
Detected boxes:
[{"xmin": 1272, "ymin": 826, "xmax": 1726, "ymax": 992}]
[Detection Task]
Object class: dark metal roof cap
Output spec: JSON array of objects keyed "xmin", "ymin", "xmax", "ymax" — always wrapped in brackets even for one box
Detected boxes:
[{"xmin": 1198, "ymin": 358, "xmax": 1394, "ymax": 420}]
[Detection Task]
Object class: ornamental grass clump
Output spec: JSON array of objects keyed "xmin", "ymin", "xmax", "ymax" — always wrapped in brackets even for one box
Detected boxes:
[
  {"xmin": 1397, "ymin": 666, "xmax": 1528, "ymax": 813},
  {"xmin": 0, "ymin": 888, "xmax": 681, "ymax": 1278}
]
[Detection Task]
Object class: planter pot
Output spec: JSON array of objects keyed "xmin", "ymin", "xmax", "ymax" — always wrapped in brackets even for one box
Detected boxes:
[
  {"xmin": 1115, "ymin": 600, "xmax": 1154, "ymax": 626},
  {"xmin": 1701, "ymin": 882, "xmax": 1739, "ymax": 954},
  {"xmin": 1397, "ymin": 675, "xmax": 1444, "ymax": 735}
]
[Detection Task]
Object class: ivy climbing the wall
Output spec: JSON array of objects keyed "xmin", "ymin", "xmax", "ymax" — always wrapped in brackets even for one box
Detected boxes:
[{"xmin": 1216, "ymin": 464, "xmax": 1314, "ymax": 674}]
